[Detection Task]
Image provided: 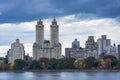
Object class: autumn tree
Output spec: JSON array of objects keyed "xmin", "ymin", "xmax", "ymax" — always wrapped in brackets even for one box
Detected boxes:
[
  {"xmin": 39, "ymin": 57, "xmax": 49, "ymax": 69},
  {"xmin": 100, "ymin": 55, "xmax": 117, "ymax": 69},
  {"xmin": 74, "ymin": 58, "xmax": 85, "ymax": 69}
]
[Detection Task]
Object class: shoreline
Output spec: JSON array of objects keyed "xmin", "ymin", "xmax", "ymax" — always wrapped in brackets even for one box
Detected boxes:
[{"xmin": 1, "ymin": 69, "xmax": 120, "ymax": 72}]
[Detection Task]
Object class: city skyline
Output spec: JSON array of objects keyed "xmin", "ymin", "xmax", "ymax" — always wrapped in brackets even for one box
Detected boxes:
[{"xmin": 0, "ymin": 0, "xmax": 120, "ymax": 57}]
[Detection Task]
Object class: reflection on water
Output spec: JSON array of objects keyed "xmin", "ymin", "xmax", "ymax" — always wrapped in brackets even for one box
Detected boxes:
[{"xmin": 0, "ymin": 71, "xmax": 120, "ymax": 80}]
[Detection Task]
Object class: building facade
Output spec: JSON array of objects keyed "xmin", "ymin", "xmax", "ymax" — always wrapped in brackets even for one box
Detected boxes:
[
  {"xmin": 118, "ymin": 45, "xmax": 120, "ymax": 59},
  {"xmin": 105, "ymin": 44, "xmax": 118, "ymax": 58},
  {"xmin": 65, "ymin": 35, "xmax": 118, "ymax": 59},
  {"xmin": 65, "ymin": 39, "xmax": 85, "ymax": 59},
  {"xmin": 7, "ymin": 39, "xmax": 25, "ymax": 63},
  {"xmin": 85, "ymin": 36, "xmax": 98, "ymax": 59},
  {"xmin": 97, "ymin": 35, "xmax": 111, "ymax": 55},
  {"xmin": 97, "ymin": 35, "xmax": 118, "ymax": 58},
  {"xmin": 33, "ymin": 18, "xmax": 62, "ymax": 60}
]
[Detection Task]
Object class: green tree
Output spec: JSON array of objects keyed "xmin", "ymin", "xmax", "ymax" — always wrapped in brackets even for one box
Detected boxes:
[
  {"xmin": 28, "ymin": 60, "xmax": 41, "ymax": 69},
  {"xmin": 47, "ymin": 58, "xmax": 58, "ymax": 69},
  {"xmin": 14, "ymin": 59, "xmax": 26, "ymax": 70},
  {"xmin": 117, "ymin": 60, "xmax": 120, "ymax": 68},
  {"xmin": 56, "ymin": 58, "xmax": 75, "ymax": 69},
  {"xmin": 64, "ymin": 58, "xmax": 75, "ymax": 69},
  {"xmin": 56, "ymin": 58, "xmax": 66, "ymax": 69},
  {"xmin": 84, "ymin": 56, "xmax": 98, "ymax": 69}
]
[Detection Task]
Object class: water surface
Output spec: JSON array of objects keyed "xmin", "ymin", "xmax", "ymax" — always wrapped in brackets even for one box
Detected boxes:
[{"xmin": 0, "ymin": 71, "xmax": 120, "ymax": 80}]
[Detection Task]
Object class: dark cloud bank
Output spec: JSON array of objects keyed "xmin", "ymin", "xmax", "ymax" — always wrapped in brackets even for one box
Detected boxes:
[{"xmin": 0, "ymin": 0, "xmax": 120, "ymax": 23}]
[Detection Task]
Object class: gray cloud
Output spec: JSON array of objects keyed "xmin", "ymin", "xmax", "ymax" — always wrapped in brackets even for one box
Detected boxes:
[{"xmin": 0, "ymin": 0, "xmax": 120, "ymax": 23}]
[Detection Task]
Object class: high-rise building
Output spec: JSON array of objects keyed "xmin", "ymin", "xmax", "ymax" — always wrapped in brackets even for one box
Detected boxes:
[
  {"xmin": 118, "ymin": 45, "xmax": 120, "ymax": 59},
  {"xmin": 7, "ymin": 39, "xmax": 25, "ymax": 63},
  {"xmin": 35, "ymin": 19, "xmax": 44, "ymax": 48},
  {"xmin": 72, "ymin": 39, "xmax": 80, "ymax": 48},
  {"xmin": 65, "ymin": 39, "xmax": 85, "ymax": 59},
  {"xmin": 105, "ymin": 44, "xmax": 118, "ymax": 58},
  {"xmin": 85, "ymin": 36, "xmax": 98, "ymax": 59},
  {"xmin": 50, "ymin": 18, "xmax": 59, "ymax": 47},
  {"xmin": 97, "ymin": 35, "xmax": 118, "ymax": 58},
  {"xmin": 97, "ymin": 35, "xmax": 111, "ymax": 55},
  {"xmin": 33, "ymin": 18, "xmax": 62, "ymax": 60}
]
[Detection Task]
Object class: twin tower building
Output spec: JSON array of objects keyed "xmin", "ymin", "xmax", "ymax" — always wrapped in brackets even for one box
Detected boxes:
[
  {"xmin": 33, "ymin": 18, "xmax": 62, "ymax": 60},
  {"xmin": 7, "ymin": 18, "xmax": 62, "ymax": 63}
]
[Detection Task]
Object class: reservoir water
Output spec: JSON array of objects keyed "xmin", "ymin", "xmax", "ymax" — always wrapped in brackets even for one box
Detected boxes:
[{"xmin": 0, "ymin": 71, "xmax": 120, "ymax": 80}]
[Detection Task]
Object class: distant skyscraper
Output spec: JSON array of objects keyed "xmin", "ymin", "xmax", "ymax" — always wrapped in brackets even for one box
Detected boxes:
[
  {"xmin": 85, "ymin": 36, "xmax": 98, "ymax": 59},
  {"xmin": 97, "ymin": 35, "xmax": 111, "ymax": 55},
  {"xmin": 105, "ymin": 44, "xmax": 118, "ymax": 58},
  {"xmin": 7, "ymin": 39, "xmax": 25, "ymax": 63},
  {"xmin": 65, "ymin": 39, "xmax": 85, "ymax": 59},
  {"xmin": 50, "ymin": 18, "xmax": 59, "ymax": 47},
  {"xmin": 35, "ymin": 19, "xmax": 44, "ymax": 48},
  {"xmin": 118, "ymin": 45, "xmax": 120, "ymax": 59},
  {"xmin": 97, "ymin": 35, "xmax": 118, "ymax": 58},
  {"xmin": 72, "ymin": 39, "xmax": 80, "ymax": 48},
  {"xmin": 33, "ymin": 18, "xmax": 62, "ymax": 60}
]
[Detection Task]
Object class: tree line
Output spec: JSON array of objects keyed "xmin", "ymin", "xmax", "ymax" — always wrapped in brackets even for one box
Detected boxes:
[{"xmin": 0, "ymin": 55, "xmax": 120, "ymax": 70}]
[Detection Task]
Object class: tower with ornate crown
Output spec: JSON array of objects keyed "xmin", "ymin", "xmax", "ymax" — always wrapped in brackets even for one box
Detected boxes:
[{"xmin": 33, "ymin": 18, "xmax": 62, "ymax": 60}]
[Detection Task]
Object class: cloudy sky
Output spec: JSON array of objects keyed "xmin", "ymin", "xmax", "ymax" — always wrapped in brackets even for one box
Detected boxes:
[{"xmin": 0, "ymin": 0, "xmax": 120, "ymax": 57}]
